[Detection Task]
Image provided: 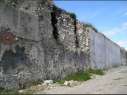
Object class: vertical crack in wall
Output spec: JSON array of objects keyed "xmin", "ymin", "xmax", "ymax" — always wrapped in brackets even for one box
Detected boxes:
[
  {"xmin": 51, "ymin": 5, "xmax": 59, "ymax": 40},
  {"xmin": 70, "ymin": 13, "xmax": 79, "ymax": 48}
]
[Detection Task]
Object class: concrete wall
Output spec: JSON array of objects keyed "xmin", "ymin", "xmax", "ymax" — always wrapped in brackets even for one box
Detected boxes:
[
  {"xmin": 120, "ymin": 48, "xmax": 127, "ymax": 66},
  {"xmin": 105, "ymin": 37, "xmax": 122, "ymax": 68},
  {"xmin": 89, "ymin": 29, "xmax": 106, "ymax": 69},
  {"xmin": 0, "ymin": 1, "xmax": 53, "ymax": 89},
  {"xmin": 0, "ymin": 0, "xmax": 126, "ymax": 89},
  {"xmin": 89, "ymin": 28, "xmax": 127, "ymax": 69}
]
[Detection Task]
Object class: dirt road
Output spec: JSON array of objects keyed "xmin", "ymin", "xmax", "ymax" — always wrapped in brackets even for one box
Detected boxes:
[{"xmin": 37, "ymin": 66, "xmax": 127, "ymax": 94}]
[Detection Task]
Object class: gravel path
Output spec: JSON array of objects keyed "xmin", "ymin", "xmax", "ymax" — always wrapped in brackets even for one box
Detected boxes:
[{"xmin": 37, "ymin": 66, "xmax": 127, "ymax": 94}]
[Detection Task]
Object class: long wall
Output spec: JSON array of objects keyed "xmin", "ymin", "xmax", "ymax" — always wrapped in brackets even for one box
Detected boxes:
[{"xmin": 0, "ymin": 0, "xmax": 126, "ymax": 89}]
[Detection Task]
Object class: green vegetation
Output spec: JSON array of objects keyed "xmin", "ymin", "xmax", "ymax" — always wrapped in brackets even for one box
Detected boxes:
[
  {"xmin": 55, "ymin": 68, "xmax": 104, "ymax": 84},
  {"xmin": 86, "ymin": 68, "xmax": 104, "ymax": 75},
  {"xmin": 0, "ymin": 69, "xmax": 104, "ymax": 93},
  {"xmin": 0, "ymin": 87, "xmax": 19, "ymax": 94},
  {"xmin": 52, "ymin": 5, "xmax": 65, "ymax": 14},
  {"xmin": 84, "ymin": 23, "xmax": 98, "ymax": 33},
  {"xmin": 64, "ymin": 71, "xmax": 91, "ymax": 81},
  {"xmin": 55, "ymin": 71, "xmax": 91, "ymax": 84},
  {"xmin": 70, "ymin": 13, "xmax": 76, "ymax": 19},
  {"xmin": 55, "ymin": 80, "xmax": 65, "ymax": 84}
]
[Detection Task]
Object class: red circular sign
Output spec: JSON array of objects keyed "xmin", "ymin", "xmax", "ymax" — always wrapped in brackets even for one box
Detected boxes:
[{"xmin": 0, "ymin": 32, "xmax": 16, "ymax": 45}]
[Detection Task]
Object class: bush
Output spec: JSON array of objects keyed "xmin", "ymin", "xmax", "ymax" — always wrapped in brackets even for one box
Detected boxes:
[
  {"xmin": 70, "ymin": 13, "xmax": 76, "ymax": 19},
  {"xmin": 84, "ymin": 23, "xmax": 98, "ymax": 33}
]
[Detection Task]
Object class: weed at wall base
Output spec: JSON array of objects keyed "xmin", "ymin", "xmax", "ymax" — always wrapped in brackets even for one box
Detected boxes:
[{"xmin": 55, "ymin": 69, "xmax": 104, "ymax": 84}]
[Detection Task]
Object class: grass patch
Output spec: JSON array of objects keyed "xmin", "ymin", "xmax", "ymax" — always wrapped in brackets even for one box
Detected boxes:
[
  {"xmin": 55, "ymin": 80, "xmax": 65, "ymax": 84},
  {"xmin": 0, "ymin": 87, "xmax": 19, "ymax": 94},
  {"xmin": 86, "ymin": 68, "xmax": 104, "ymax": 75},
  {"xmin": 55, "ymin": 69, "xmax": 104, "ymax": 84},
  {"xmin": 64, "ymin": 71, "xmax": 91, "ymax": 81}
]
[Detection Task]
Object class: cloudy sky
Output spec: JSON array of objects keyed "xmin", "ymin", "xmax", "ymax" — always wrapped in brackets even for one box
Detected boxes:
[{"xmin": 54, "ymin": 1, "xmax": 127, "ymax": 50}]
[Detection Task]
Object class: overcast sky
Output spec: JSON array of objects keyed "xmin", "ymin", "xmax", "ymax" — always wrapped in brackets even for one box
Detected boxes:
[{"xmin": 54, "ymin": 1, "xmax": 127, "ymax": 50}]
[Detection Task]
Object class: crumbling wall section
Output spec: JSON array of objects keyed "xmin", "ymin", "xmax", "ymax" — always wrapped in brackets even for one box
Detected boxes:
[
  {"xmin": 55, "ymin": 6, "xmax": 76, "ymax": 51},
  {"xmin": 40, "ymin": 5, "xmax": 87, "ymax": 80},
  {"xmin": 76, "ymin": 22, "xmax": 90, "ymax": 68}
]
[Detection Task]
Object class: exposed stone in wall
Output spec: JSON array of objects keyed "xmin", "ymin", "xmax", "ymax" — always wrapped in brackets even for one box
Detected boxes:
[
  {"xmin": 55, "ymin": 8, "xmax": 77, "ymax": 51},
  {"xmin": 0, "ymin": 0, "xmax": 126, "ymax": 89},
  {"xmin": 76, "ymin": 22, "xmax": 90, "ymax": 53},
  {"xmin": 76, "ymin": 22, "xmax": 91, "ymax": 68},
  {"xmin": 70, "ymin": 13, "xmax": 79, "ymax": 48}
]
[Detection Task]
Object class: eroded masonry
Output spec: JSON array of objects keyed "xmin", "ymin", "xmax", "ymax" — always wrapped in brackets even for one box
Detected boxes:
[{"xmin": 0, "ymin": 0, "xmax": 127, "ymax": 89}]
